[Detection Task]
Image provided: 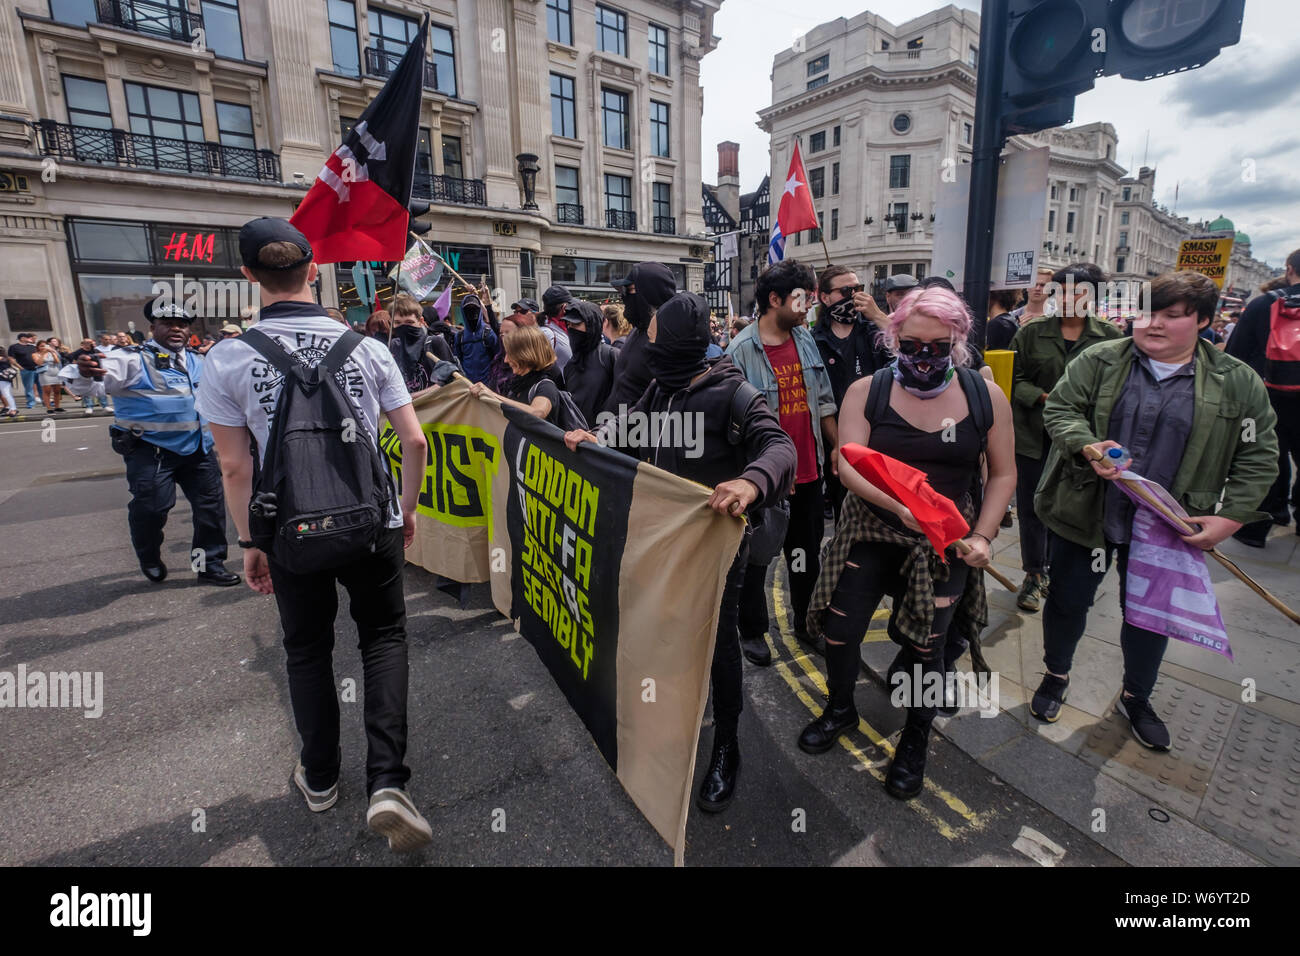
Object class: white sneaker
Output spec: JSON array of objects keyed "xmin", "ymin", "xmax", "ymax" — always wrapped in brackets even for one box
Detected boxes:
[
  {"xmin": 292, "ymin": 763, "xmax": 339, "ymax": 812},
  {"xmin": 366, "ymin": 787, "xmax": 433, "ymax": 852},
  {"xmin": 84, "ymin": 408, "xmax": 94, "ymax": 415}
]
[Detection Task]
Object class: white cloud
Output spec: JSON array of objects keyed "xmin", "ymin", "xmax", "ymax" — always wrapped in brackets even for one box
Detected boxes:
[{"xmin": 701, "ymin": 0, "xmax": 1297, "ymax": 266}]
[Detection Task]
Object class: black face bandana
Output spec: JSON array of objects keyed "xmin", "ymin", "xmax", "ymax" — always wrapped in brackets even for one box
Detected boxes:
[
  {"xmin": 828, "ymin": 297, "xmax": 858, "ymax": 324},
  {"xmin": 624, "ymin": 292, "xmax": 653, "ymax": 331},
  {"xmin": 647, "ymin": 293, "xmax": 711, "ymax": 392}
]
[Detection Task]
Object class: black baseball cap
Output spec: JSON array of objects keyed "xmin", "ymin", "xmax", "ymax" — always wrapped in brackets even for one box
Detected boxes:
[
  {"xmin": 612, "ymin": 262, "xmax": 677, "ymax": 307},
  {"xmin": 542, "ymin": 285, "xmax": 573, "ymax": 313},
  {"xmin": 511, "ymin": 298, "xmax": 541, "ymax": 313},
  {"xmin": 239, "ymin": 217, "xmax": 313, "ymax": 270}
]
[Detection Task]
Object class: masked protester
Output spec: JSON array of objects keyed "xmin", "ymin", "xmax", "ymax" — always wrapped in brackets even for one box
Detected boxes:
[
  {"xmin": 565, "ymin": 292, "xmax": 796, "ymax": 813},
  {"xmin": 562, "ymin": 300, "xmax": 615, "ymax": 425},
  {"xmin": 803, "ymin": 286, "xmax": 1016, "ymax": 799},
  {"xmin": 452, "ymin": 293, "xmax": 498, "ymax": 385},
  {"xmin": 605, "ymin": 262, "xmax": 678, "ymax": 412},
  {"xmin": 389, "ymin": 294, "xmax": 453, "ymax": 393}
]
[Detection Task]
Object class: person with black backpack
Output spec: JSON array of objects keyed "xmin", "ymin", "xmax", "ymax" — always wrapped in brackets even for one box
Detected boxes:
[
  {"xmin": 561, "ymin": 299, "xmax": 615, "ymax": 426},
  {"xmin": 564, "ymin": 291, "xmax": 797, "ymax": 813},
  {"xmin": 196, "ymin": 217, "xmax": 436, "ymax": 854},
  {"xmin": 469, "ymin": 325, "xmax": 587, "ymax": 430},
  {"xmin": 800, "ymin": 285, "xmax": 1015, "ymax": 800}
]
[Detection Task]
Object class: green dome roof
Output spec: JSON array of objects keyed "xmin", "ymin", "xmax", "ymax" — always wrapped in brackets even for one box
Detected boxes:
[
  {"xmin": 1207, "ymin": 214, "xmax": 1234, "ymax": 232},
  {"xmin": 1235, "ymin": 230, "xmax": 1251, "ymax": 245}
]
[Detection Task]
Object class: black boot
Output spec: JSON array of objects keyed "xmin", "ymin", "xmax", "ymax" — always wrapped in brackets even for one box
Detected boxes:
[
  {"xmin": 885, "ymin": 713, "xmax": 932, "ymax": 800},
  {"xmin": 939, "ymin": 636, "xmax": 967, "ymax": 717},
  {"xmin": 798, "ymin": 639, "xmax": 860, "ymax": 754},
  {"xmin": 197, "ymin": 559, "xmax": 241, "ymax": 587},
  {"xmin": 696, "ymin": 731, "xmax": 740, "ymax": 813}
]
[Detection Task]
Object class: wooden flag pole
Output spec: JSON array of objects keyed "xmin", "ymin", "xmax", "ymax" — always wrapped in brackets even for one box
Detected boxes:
[
  {"xmin": 1082, "ymin": 446, "xmax": 1300, "ymax": 627},
  {"xmin": 953, "ymin": 539, "xmax": 1017, "ymax": 592}
]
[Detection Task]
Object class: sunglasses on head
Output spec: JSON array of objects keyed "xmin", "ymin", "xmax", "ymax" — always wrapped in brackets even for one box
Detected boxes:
[{"xmin": 897, "ymin": 338, "xmax": 953, "ymax": 358}]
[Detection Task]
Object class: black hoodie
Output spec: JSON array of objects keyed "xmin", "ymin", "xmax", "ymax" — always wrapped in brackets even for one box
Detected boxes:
[
  {"xmin": 563, "ymin": 300, "xmax": 615, "ymax": 426},
  {"xmin": 606, "ymin": 262, "xmax": 678, "ymax": 411},
  {"xmin": 596, "ymin": 356, "xmax": 796, "ymax": 512}
]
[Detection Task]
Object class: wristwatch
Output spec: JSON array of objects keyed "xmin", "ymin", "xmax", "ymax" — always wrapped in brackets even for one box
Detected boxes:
[{"xmin": 237, "ymin": 538, "xmax": 254, "ymax": 549}]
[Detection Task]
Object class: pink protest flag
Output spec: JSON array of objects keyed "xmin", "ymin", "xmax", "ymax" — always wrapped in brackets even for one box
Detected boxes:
[{"xmin": 432, "ymin": 281, "xmax": 454, "ymax": 321}]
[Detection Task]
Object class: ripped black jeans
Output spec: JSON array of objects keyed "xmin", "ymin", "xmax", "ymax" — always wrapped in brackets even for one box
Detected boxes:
[{"xmin": 823, "ymin": 541, "xmax": 970, "ymax": 725}]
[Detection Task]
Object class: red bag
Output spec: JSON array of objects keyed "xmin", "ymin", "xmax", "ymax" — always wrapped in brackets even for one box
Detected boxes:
[
  {"xmin": 1264, "ymin": 292, "xmax": 1300, "ymax": 392},
  {"xmin": 840, "ymin": 443, "xmax": 969, "ymax": 558}
]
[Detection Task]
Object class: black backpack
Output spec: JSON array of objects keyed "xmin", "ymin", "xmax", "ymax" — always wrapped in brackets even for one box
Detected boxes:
[
  {"xmin": 242, "ymin": 328, "xmax": 395, "ymax": 574},
  {"xmin": 865, "ymin": 364, "xmax": 993, "ymax": 509},
  {"xmin": 528, "ymin": 379, "xmax": 589, "ymax": 431}
]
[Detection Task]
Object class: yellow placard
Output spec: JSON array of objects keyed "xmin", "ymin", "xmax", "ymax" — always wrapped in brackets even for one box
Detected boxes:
[
  {"xmin": 984, "ymin": 349, "xmax": 1013, "ymax": 401},
  {"xmin": 1176, "ymin": 237, "xmax": 1235, "ymax": 289}
]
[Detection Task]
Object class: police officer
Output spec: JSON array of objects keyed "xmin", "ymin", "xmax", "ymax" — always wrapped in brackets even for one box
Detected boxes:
[{"xmin": 65, "ymin": 299, "xmax": 240, "ymax": 586}]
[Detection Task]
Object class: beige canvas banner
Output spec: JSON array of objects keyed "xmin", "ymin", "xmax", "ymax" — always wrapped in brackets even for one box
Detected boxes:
[{"xmin": 383, "ymin": 379, "xmax": 745, "ymax": 865}]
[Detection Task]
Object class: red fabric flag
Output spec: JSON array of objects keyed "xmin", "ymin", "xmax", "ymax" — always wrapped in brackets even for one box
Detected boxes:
[
  {"xmin": 290, "ymin": 17, "xmax": 428, "ymax": 263},
  {"xmin": 776, "ymin": 141, "xmax": 820, "ymax": 237},
  {"xmin": 840, "ymin": 443, "xmax": 969, "ymax": 557},
  {"xmin": 373, "ymin": 289, "xmax": 384, "ymax": 315}
]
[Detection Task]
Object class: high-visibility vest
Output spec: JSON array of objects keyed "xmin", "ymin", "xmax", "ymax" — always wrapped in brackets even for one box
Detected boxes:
[{"xmin": 112, "ymin": 346, "xmax": 210, "ymax": 455}]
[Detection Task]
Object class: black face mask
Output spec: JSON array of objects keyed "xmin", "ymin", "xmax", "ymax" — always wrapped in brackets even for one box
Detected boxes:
[
  {"xmin": 647, "ymin": 293, "xmax": 710, "ymax": 392},
  {"xmin": 647, "ymin": 342, "xmax": 707, "ymax": 392},
  {"xmin": 624, "ymin": 293, "xmax": 653, "ymax": 331},
  {"xmin": 828, "ymin": 297, "xmax": 858, "ymax": 324}
]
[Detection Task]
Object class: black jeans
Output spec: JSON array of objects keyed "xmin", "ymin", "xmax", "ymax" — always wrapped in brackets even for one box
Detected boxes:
[
  {"xmin": 710, "ymin": 539, "xmax": 749, "ymax": 740},
  {"xmin": 267, "ymin": 527, "xmax": 411, "ymax": 796},
  {"xmin": 1041, "ymin": 532, "xmax": 1169, "ymax": 700},
  {"xmin": 1015, "ymin": 451, "xmax": 1051, "ymax": 575},
  {"xmin": 1240, "ymin": 391, "xmax": 1300, "ymax": 542},
  {"xmin": 739, "ymin": 479, "xmax": 824, "ymax": 639},
  {"xmin": 823, "ymin": 448, "xmax": 846, "ymax": 525},
  {"xmin": 123, "ymin": 441, "xmax": 228, "ymax": 568}
]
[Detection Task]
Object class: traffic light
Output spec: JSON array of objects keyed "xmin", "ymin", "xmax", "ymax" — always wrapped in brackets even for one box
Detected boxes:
[
  {"xmin": 997, "ymin": 0, "xmax": 1245, "ymax": 136},
  {"xmin": 406, "ymin": 201, "xmax": 431, "ymax": 250}
]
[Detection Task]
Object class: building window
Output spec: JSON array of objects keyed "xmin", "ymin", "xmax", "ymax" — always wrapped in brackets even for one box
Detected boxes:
[
  {"xmin": 1069, "ymin": 186, "xmax": 1078, "ymax": 202},
  {"xmin": 63, "ymin": 76, "xmax": 112, "ymax": 128},
  {"xmin": 555, "ymin": 165, "xmax": 580, "ymax": 205},
  {"xmin": 833, "ymin": 125, "xmax": 841, "ymax": 147},
  {"xmin": 889, "ymin": 202, "xmax": 908, "ymax": 232},
  {"xmin": 968, "ymin": 45, "xmax": 978, "ymax": 68},
  {"xmin": 809, "ymin": 130, "xmax": 825, "ymax": 153},
  {"xmin": 1048, "ymin": 210, "xmax": 1056, "ymax": 232},
  {"xmin": 653, "ymin": 182, "xmax": 671, "ymax": 220},
  {"xmin": 328, "ymin": 0, "xmax": 360, "ymax": 76},
  {"xmin": 605, "ymin": 172, "xmax": 632, "ymax": 211},
  {"xmin": 215, "ymin": 101, "xmax": 254, "ymax": 149},
  {"xmin": 806, "ymin": 76, "xmax": 828, "ymax": 91},
  {"xmin": 1066, "ymin": 212, "xmax": 1075, "ymax": 233},
  {"xmin": 891, "ymin": 112, "xmax": 910, "ymax": 134},
  {"xmin": 547, "ymin": 0, "xmax": 572, "ymax": 46},
  {"xmin": 831, "ymin": 161, "xmax": 839, "ymax": 195},
  {"xmin": 1121, "ymin": 211, "xmax": 1130, "ymax": 225},
  {"xmin": 650, "ymin": 100, "xmax": 670, "ymax": 157},
  {"xmin": 1117, "ymin": 256, "xmax": 1126, "ymax": 273},
  {"xmin": 810, "ymin": 212, "xmax": 822, "ymax": 243},
  {"xmin": 596, "ymin": 5, "xmax": 627, "ymax": 57},
  {"xmin": 1122, "ymin": 186, "xmax": 1131, "ymax": 201},
  {"xmin": 201, "ymin": 0, "xmax": 243, "ymax": 59},
  {"xmin": 1097, "ymin": 214, "xmax": 1102, "ymax": 233},
  {"xmin": 807, "ymin": 54, "xmax": 829, "ymax": 76},
  {"xmin": 431, "ymin": 24, "xmax": 457, "ymax": 97},
  {"xmin": 1050, "ymin": 184, "xmax": 1058, "ymax": 199},
  {"xmin": 648, "ymin": 23, "xmax": 669, "ymax": 75},
  {"xmin": 601, "ymin": 88, "xmax": 629, "ymax": 150},
  {"xmin": 125, "ymin": 83, "xmax": 204, "ymax": 142},
  {"xmin": 889, "ymin": 154, "xmax": 910, "ymax": 189},
  {"xmin": 963, "ymin": 122, "xmax": 972, "ymax": 144},
  {"xmin": 907, "ymin": 36, "xmax": 923, "ymax": 49},
  {"xmin": 1099, "ymin": 190, "xmax": 1107, "ymax": 204},
  {"xmin": 1119, "ymin": 230, "xmax": 1129, "ymax": 247},
  {"xmin": 831, "ymin": 208, "xmax": 839, "ymax": 241},
  {"xmin": 50, "ymin": 0, "xmax": 96, "ymax": 26},
  {"xmin": 550, "ymin": 73, "xmax": 576, "ymax": 138},
  {"xmin": 368, "ymin": 8, "xmax": 418, "ymax": 60},
  {"xmin": 442, "ymin": 135, "xmax": 463, "ymax": 179},
  {"xmin": 916, "ymin": 263, "xmax": 927, "ymax": 281},
  {"xmin": 880, "ymin": 39, "xmax": 890, "ymax": 50},
  {"xmin": 415, "ymin": 127, "xmax": 433, "ymax": 180},
  {"xmin": 809, "ymin": 167, "xmax": 824, "ymax": 199}
]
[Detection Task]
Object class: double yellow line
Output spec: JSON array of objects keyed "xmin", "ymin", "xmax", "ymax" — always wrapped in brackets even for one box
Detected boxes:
[{"xmin": 767, "ymin": 567, "xmax": 994, "ymax": 841}]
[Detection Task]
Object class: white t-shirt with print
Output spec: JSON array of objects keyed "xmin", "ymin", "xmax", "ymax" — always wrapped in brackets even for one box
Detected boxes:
[{"xmin": 195, "ymin": 308, "xmax": 412, "ymax": 527}]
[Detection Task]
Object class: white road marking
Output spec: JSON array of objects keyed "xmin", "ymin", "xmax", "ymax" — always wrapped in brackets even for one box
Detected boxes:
[
  {"xmin": 0, "ymin": 424, "xmax": 103, "ymax": 436},
  {"xmin": 1012, "ymin": 825, "xmax": 1066, "ymax": 866}
]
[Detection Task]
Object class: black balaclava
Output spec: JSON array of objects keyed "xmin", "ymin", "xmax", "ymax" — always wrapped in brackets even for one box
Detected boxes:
[
  {"xmin": 647, "ymin": 292, "xmax": 711, "ymax": 392},
  {"xmin": 460, "ymin": 294, "xmax": 482, "ymax": 329},
  {"xmin": 565, "ymin": 301, "xmax": 604, "ymax": 359},
  {"xmin": 621, "ymin": 262, "xmax": 677, "ymax": 332}
]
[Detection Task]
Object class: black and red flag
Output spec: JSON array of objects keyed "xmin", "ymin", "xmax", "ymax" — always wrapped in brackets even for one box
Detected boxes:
[{"xmin": 290, "ymin": 15, "xmax": 428, "ymax": 263}]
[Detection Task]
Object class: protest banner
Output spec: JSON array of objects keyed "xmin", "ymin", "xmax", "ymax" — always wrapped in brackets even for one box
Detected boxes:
[
  {"xmin": 389, "ymin": 236, "xmax": 445, "ymax": 299},
  {"xmin": 380, "ymin": 379, "xmax": 744, "ymax": 865},
  {"xmin": 1175, "ymin": 237, "xmax": 1234, "ymax": 288}
]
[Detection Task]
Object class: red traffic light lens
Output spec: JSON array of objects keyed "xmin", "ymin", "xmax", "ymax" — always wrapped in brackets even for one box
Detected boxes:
[
  {"xmin": 1010, "ymin": 0, "xmax": 1089, "ymax": 78},
  {"xmin": 1118, "ymin": 0, "xmax": 1226, "ymax": 52}
]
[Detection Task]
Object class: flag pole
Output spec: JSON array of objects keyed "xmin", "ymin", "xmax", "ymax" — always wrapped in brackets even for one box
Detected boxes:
[{"xmin": 953, "ymin": 540, "xmax": 1017, "ymax": 591}]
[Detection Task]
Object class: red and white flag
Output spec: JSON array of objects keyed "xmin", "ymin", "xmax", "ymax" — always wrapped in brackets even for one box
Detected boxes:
[{"xmin": 777, "ymin": 141, "xmax": 820, "ymax": 238}]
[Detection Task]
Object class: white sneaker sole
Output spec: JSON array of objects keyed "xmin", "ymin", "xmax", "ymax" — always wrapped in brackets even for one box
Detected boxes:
[
  {"xmin": 1116, "ymin": 699, "xmax": 1171, "ymax": 751},
  {"xmin": 367, "ymin": 791, "xmax": 433, "ymax": 853},
  {"xmin": 292, "ymin": 765, "xmax": 338, "ymax": 812}
]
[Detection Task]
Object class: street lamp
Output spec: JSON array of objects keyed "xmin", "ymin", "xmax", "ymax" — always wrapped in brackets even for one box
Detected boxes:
[{"xmin": 515, "ymin": 153, "xmax": 539, "ymax": 210}]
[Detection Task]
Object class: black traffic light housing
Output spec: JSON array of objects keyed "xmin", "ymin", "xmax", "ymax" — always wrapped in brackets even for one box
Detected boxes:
[
  {"xmin": 1104, "ymin": 0, "xmax": 1245, "ymax": 80},
  {"xmin": 406, "ymin": 201, "xmax": 431, "ymax": 251}
]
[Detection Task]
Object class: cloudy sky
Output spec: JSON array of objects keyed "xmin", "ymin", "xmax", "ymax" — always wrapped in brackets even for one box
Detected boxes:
[{"xmin": 700, "ymin": 0, "xmax": 1298, "ymax": 267}]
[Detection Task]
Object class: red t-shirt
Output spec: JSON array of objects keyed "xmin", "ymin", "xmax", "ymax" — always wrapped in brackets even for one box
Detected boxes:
[{"xmin": 764, "ymin": 337, "xmax": 819, "ymax": 484}]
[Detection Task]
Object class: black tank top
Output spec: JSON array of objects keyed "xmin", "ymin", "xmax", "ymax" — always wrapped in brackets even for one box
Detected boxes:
[{"xmin": 867, "ymin": 401, "xmax": 983, "ymax": 501}]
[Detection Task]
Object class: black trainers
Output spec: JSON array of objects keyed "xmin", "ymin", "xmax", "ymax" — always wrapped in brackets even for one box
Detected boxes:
[
  {"xmin": 1116, "ymin": 694, "xmax": 1171, "ymax": 751},
  {"xmin": 739, "ymin": 632, "xmax": 772, "ymax": 667},
  {"xmin": 1029, "ymin": 673, "xmax": 1069, "ymax": 722},
  {"xmin": 1000, "ymin": 508, "xmax": 1014, "ymax": 529}
]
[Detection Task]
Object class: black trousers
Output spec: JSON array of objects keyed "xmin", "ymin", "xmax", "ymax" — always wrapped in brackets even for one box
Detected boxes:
[
  {"xmin": 1247, "ymin": 391, "xmax": 1300, "ymax": 538},
  {"xmin": 123, "ymin": 441, "xmax": 228, "ymax": 568},
  {"xmin": 267, "ymin": 527, "xmax": 411, "ymax": 796},
  {"xmin": 710, "ymin": 538, "xmax": 749, "ymax": 740},
  {"xmin": 823, "ymin": 448, "xmax": 846, "ymax": 525},
  {"xmin": 1041, "ymin": 533, "xmax": 1169, "ymax": 700},
  {"xmin": 1015, "ymin": 451, "xmax": 1051, "ymax": 575},
  {"xmin": 739, "ymin": 479, "xmax": 825, "ymax": 640}
]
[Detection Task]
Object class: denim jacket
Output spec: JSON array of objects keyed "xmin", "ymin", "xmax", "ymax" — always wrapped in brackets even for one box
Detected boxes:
[{"xmin": 726, "ymin": 320, "xmax": 837, "ymax": 478}]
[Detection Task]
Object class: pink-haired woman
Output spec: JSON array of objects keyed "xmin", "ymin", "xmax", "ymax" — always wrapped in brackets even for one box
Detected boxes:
[{"xmin": 799, "ymin": 286, "xmax": 1016, "ymax": 798}]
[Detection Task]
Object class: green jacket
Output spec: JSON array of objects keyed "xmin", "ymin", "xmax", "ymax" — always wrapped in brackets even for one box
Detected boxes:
[
  {"xmin": 1034, "ymin": 337, "xmax": 1278, "ymax": 550},
  {"xmin": 1009, "ymin": 314, "xmax": 1123, "ymax": 459}
]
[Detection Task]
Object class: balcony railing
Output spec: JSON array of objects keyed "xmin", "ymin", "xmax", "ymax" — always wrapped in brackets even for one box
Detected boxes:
[
  {"xmin": 412, "ymin": 172, "xmax": 487, "ymax": 206},
  {"xmin": 653, "ymin": 216, "xmax": 676, "ymax": 235},
  {"xmin": 556, "ymin": 202, "xmax": 584, "ymax": 225},
  {"xmin": 36, "ymin": 121, "xmax": 281, "ymax": 182},
  {"xmin": 94, "ymin": 0, "xmax": 203, "ymax": 43},
  {"xmin": 606, "ymin": 209, "xmax": 636, "ymax": 231},
  {"xmin": 364, "ymin": 46, "xmax": 438, "ymax": 89}
]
